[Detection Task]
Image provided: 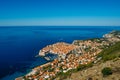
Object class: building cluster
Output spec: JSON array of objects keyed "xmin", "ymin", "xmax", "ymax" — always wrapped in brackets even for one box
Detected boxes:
[
  {"xmin": 22, "ymin": 52, "xmax": 96, "ymax": 80},
  {"xmin": 19, "ymin": 40, "xmax": 103, "ymax": 80},
  {"xmin": 73, "ymin": 39, "xmax": 103, "ymax": 56},
  {"xmin": 39, "ymin": 42, "xmax": 78, "ymax": 56},
  {"xmin": 103, "ymin": 31, "xmax": 120, "ymax": 43}
]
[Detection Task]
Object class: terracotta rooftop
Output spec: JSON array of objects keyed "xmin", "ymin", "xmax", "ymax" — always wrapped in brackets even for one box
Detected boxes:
[{"xmin": 39, "ymin": 42, "xmax": 78, "ymax": 56}]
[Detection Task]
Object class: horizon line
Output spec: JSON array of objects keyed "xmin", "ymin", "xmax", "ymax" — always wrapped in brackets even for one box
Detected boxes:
[{"xmin": 0, "ymin": 25, "xmax": 120, "ymax": 27}]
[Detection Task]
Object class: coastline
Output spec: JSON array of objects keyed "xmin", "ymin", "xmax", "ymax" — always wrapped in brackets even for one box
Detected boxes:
[{"xmin": 16, "ymin": 30, "xmax": 120, "ymax": 80}]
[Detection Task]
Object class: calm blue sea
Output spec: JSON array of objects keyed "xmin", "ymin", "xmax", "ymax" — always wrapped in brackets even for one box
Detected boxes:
[{"xmin": 0, "ymin": 26, "xmax": 120, "ymax": 80}]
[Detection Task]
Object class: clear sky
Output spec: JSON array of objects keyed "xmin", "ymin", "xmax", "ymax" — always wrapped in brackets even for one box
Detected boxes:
[{"xmin": 0, "ymin": 0, "xmax": 120, "ymax": 26}]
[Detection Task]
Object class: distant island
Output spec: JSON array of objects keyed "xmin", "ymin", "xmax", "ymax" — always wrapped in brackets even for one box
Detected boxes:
[{"xmin": 16, "ymin": 30, "xmax": 120, "ymax": 80}]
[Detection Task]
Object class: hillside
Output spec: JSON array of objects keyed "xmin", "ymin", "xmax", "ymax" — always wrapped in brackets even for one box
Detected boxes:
[
  {"xmin": 56, "ymin": 42, "xmax": 120, "ymax": 80},
  {"xmin": 64, "ymin": 59, "xmax": 120, "ymax": 80}
]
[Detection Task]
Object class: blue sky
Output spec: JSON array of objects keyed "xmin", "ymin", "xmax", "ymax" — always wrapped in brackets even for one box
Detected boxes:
[{"xmin": 0, "ymin": 0, "xmax": 120, "ymax": 26}]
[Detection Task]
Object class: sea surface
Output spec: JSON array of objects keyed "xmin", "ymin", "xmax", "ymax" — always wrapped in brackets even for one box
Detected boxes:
[{"xmin": 0, "ymin": 26, "xmax": 120, "ymax": 80}]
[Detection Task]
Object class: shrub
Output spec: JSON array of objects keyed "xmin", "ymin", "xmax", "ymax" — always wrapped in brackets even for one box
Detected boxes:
[{"xmin": 102, "ymin": 67, "xmax": 112, "ymax": 77}]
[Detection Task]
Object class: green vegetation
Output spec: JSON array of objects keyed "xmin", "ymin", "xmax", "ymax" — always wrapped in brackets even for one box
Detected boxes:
[
  {"xmin": 76, "ymin": 62, "xmax": 93, "ymax": 71},
  {"xmin": 43, "ymin": 65, "xmax": 52, "ymax": 71},
  {"xmin": 57, "ymin": 70, "xmax": 72, "ymax": 79},
  {"xmin": 22, "ymin": 76, "xmax": 29, "ymax": 80},
  {"xmin": 84, "ymin": 46, "xmax": 91, "ymax": 52},
  {"xmin": 56, "ymin": 62, "xmax": 93, "ymax": 79},
  {"xmin": 102, "ymin": 67, "xmax": 112, "ymax": 77},
  {"xmin": 110, "ymin": 30, "xmax": 120, "ymax": 35},
  {"xmin": 97, "ymin": 42, "xmax": 120, "ymax": 62},
  {"xmin": 86, "ymin": 38, "xmax": 101, "ymax": 42}
]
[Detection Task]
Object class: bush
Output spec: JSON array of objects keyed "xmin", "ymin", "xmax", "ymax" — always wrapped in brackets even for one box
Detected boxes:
[{"xmin": 102, "ymin": 67, "xmax": 112, "ymax": 77}]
